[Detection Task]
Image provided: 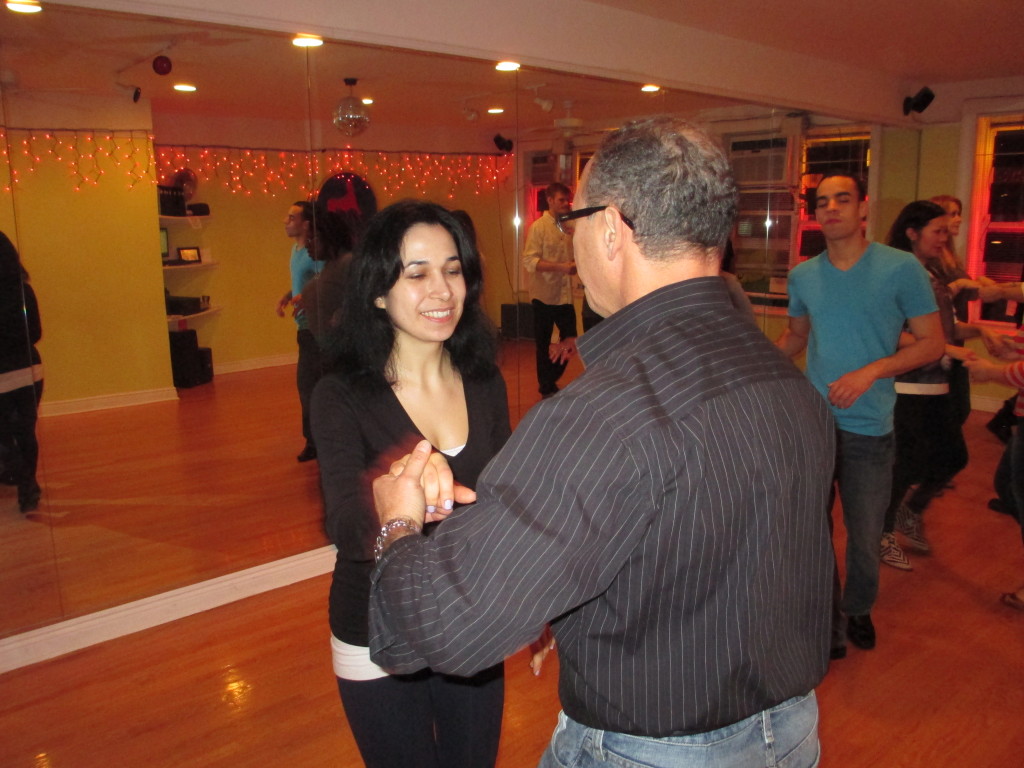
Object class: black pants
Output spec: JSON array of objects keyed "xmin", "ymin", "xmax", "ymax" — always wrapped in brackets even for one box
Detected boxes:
[
  {"xmin": 336, "ymin": 663, "xmax": 504, "ymax": 768},
  {"xmin": 0, "ymin": 379, "xmax": 43, "ymax": 498},
  {"xmin": 296, "ymin": 328, "xmax": 322, "ymax": 448},
  {"xmin": 883, "ymin": 391, "xmax": 968, "ymax": 532},
  {"xmin": 531, "ymin": 300, "xmax": 576, "ymax": 395}
]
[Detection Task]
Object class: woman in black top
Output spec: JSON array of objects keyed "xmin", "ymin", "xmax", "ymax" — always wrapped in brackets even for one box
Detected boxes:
[{"xmin": 311, "ymin": 201, "xmax": 509, "ymax": 768}]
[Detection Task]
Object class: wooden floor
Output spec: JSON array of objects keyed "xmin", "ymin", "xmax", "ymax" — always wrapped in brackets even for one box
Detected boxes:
[
  {"xmin": 0, "ymin": 340, "xmax": 581, "ymax": 639},
  {"xmin": 1, "ymin": 344, "xmax": 1023, "ymax": 766}
]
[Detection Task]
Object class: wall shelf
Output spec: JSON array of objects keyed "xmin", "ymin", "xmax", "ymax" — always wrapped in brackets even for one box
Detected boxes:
[{"xmin": 167, "ymin": 306, "xmax": 222, "ymax": 331}]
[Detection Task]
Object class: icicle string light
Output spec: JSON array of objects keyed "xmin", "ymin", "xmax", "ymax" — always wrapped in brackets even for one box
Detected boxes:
[
  {"xmin": 0, "ymin": 129, "xmax": 511, "ymax": 197},
  {"xmin": 0, "ymin": 127, "xmax": 155, "ymax": 191},
  {"xmin": 154, "ymin": 144, "xmax": 511, "ymax": 198}
]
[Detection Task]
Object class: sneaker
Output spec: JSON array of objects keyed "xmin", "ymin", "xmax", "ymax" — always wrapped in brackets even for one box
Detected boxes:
[
  {"xmin": 895, "ymin": 504, "xmax": 930, "ymax": 553},
  {"xmin": 880, "ymin": 532, "xmax": 913, "ymax": 571}
]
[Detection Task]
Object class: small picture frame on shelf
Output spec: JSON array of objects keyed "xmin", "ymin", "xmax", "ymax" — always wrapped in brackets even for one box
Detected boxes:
[
  {"xmin": 177, "ymin": 247, "xmax": 201, "ymax": 263},
  {"xmin": 159, "ymin": 228, "xmax": 170, "ymax": 262}
]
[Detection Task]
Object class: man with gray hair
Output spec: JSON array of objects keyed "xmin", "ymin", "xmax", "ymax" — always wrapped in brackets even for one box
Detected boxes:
[{"xmin": 369, "ymin": 117, "xmax": 836, "ymax": 767}]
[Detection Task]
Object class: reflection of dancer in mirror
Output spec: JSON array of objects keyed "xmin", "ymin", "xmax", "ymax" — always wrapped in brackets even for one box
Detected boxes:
[
  {"xmin": 523, "ymin": 182, "xmax": 577, "ymax": 397},
  {"xmin": 275, "ymin": 201, "xmax": 320, "ymax": 462},
  {"xmin": 0, "ymin": 232, "xmax": 43, "ymax": 513},
  {"xmin": 311, "ymin": 201, "xmax": 509, "ymax": 768}
]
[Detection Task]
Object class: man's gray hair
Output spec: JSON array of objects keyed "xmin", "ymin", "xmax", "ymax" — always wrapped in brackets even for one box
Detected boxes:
[{"xmin": 584, "ymin": 117, "xmax": 738, "ymax": 262}]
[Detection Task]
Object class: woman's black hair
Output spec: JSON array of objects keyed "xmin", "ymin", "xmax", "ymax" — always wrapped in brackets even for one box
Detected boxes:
[
  {"xmin": 329, "ymin": 200, "xmax": 497, "ymax": 390},
  {"xmin": 886, "ymin": 200, "xmax": 947, "ymax": 254},
  {"xmin": 0, "ymin": 231, "xmax": 29, "ymax": 282}
]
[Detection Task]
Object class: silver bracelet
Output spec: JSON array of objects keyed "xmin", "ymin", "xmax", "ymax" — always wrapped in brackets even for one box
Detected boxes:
[{"xmin": 374, "ymin": 517, "xmax": 422, "ymax": 562}]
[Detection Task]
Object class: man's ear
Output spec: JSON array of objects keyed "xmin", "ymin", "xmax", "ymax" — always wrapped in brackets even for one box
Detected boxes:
[{"xmin": 600, "ymin": 207, "xmax": 628, "ymax": 258}]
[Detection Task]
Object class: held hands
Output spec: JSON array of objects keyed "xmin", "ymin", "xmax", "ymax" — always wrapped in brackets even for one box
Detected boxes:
[
  {"xmin": 374, "ymin": 440, "xmax": 478, "ymax": 527},
  {"xmin": 548, "ymin": 337, "xmax": 578, "ymax": 365},
  {"xmin": 980, "ymin": 329, "xmax": 1018, "ymax": 360},
  {"xmin": 963, "ymin": 357, "xmax": 1004, "ymax": 384}
]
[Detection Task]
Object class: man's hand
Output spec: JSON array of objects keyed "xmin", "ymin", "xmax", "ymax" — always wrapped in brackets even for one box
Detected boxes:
[
  {"xmin": 275, "ymin": 291, "xmax": 291, "ymax": 317},
  {"xmin": 964, "ymin": 357, "xmax": 1005, "ymax": 384},
  {"xmin": 827, "ymin": 366, "xmax": 878, "ymax": 409},
  {"xmin": 528, "ymin": 625, "xmax": 557, "ymax": 677},
  {"xmin": 376, "ymin": 441, "xmax": 477, "ymax": 525}
]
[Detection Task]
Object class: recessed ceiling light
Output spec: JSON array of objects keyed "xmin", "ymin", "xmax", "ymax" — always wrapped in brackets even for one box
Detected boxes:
[
  {"xmin": 495, "ymin": 61, "xmax": 520, "ymax": 72},
  {"xmin": 641, "ymin": 84, "xmax": 660, "ymax": 93},
  {"xmin": 6, "ymin": 0, "xmax": 42, "ymax": 12},
  {"xmin": 361, "ymin": 97, "xmax": 374, "ymax": 105},
  {"xmin": 173, "ymin": 83, "xmax": 197, "ymax": 92},
  {"xmin": 292, "ymin": 34, "xmax": 323, "ymax": 47},
  {"xmin": 487, "ymin": 107, "xmax": 504, "ymax": 114}
]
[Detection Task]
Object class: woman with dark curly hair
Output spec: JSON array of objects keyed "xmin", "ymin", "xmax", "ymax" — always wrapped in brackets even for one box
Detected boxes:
[
  {"xmin": 311, "ymin": 200, "xmax": 508, "ymax": 768},
  {"xmin": 0, "ymin": 232, "xmax": 43, "ymax": 513}
]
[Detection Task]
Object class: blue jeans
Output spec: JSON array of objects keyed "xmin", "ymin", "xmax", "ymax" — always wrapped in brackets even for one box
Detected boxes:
[
  {"xmin": 832, "ymin": 429, "xmax": 894, "ymax": 618},
  {"xmin": 538, "ymin": 692, "xmax": 820, "ymax": 768}
]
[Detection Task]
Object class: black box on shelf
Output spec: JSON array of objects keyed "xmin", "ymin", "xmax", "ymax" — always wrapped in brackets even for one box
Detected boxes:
[
  {"xmin": 166, "ymin": 295, "xmax": 203, "ymax": 315},
  {"xmin": 158, "ymin": 185, "xmax": 187, "ymax": 216}
]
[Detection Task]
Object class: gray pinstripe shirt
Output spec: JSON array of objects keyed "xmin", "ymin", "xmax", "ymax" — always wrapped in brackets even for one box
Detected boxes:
[{"xmin": 370, "ymin": 276, "xmax": 835, "ymax": 736}]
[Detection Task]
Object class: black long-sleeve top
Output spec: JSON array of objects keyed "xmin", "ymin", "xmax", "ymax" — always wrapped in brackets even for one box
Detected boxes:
[
  {"xmin": 311, "ymin": 370, "xmax": 510, "ymax": 646},
  {"xmin": 370, "ymin": 277, "xmax": 836, "ymax": 737}
]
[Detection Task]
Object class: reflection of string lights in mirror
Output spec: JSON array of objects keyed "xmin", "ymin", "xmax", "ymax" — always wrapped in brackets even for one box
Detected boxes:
[
  {"xmin": 333, "ymin": 77, "xmax": 370, "ymax": 136},
  {"xmin": 291, "ymin": 33, "xmax": 322, "ymax": 47},
  {"xmin": 6, "ymin": 0, "xmax": 42, "ymax": 12},
  {"xmin": 173, "ymin": 83, "xmax": 197, "ymax": 92}
]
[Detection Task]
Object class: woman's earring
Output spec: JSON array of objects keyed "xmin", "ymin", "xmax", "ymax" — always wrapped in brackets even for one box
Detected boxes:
[{"xmin": 374, "ymin": 297, "xmax": 386, "ymax": 309}]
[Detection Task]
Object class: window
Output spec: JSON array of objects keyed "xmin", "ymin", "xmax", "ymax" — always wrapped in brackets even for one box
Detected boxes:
[{"xmin": 971, "ymin": 117, "xmax": 1024, "ymax": 288}]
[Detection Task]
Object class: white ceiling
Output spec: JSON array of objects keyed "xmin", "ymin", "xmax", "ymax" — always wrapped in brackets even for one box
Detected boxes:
[{"xmin": 0, "ymin": 0, "xmax": 1020, "ymax": 144}]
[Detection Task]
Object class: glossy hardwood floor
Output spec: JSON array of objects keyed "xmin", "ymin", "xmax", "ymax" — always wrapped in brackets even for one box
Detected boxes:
[
  {"xmin": 2, "ymin": 346, "xmax": 1023, "ymax": 766},
  {"xmin": 1, "ymin": 340, "xmax": 582, "ymax": 638}
]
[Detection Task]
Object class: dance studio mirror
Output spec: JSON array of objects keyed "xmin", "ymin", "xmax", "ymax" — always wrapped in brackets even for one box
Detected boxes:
[{"xmin": 0, "ymin": 2, "xmax": 817, "ymax": 638}]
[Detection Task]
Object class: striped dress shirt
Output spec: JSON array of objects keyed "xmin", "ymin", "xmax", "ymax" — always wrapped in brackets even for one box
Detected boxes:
[{"xmin": 370, "ymin": 276, "xmax": 835, "ymax": 736}]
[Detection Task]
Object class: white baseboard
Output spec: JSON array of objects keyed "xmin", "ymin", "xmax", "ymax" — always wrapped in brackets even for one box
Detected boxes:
[
  {"xmin": 971, "ymin": 394, "xmax": 1007, "ymax": 414},
  {"xmin": 215, "ymin": 353, "xmax": 296, "ymax": 374},
  {"xmin": 40, "ymin": 387, "xmax": 179, "ymax": 417},
  {"xmin": 0, "ymin": 545, "xmax": 336, "ymax": 675}
]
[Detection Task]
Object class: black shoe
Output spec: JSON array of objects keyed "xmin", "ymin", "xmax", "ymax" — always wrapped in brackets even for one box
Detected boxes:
[
  {"xmin": 296, "ymin": 445, "xmax": 317, "ymax": 463},
  {"xmin": 846, "ymin": 614, "xmax": 876, "ymax": 650},
  {"xmin": 986, "ymin": 415, "xmax": 1013, "ymax": 444},
  {"xmin": 18, "ymin": 482, "xmax": 41, "ymax": 513},
  {"xmin": 830, "ymin": 644, "xmax": 847, "ymax": 660},
  {"xmin": 988, "ymin": 498, "xmax": 1014, "ymax": 517}
]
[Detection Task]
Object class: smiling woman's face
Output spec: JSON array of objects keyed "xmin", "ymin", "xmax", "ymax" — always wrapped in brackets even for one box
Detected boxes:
[{"xmin": 379, "ymin": 223, "xmax": 466, "ymax": 348}]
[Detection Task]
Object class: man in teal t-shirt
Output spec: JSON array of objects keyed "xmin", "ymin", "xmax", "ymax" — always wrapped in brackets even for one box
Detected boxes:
[{"xmin": 777, "ymin": 173, "xmax": 943, "ymax": 657}]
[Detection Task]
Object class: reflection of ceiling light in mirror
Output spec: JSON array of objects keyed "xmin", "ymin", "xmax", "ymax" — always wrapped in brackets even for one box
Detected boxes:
[
  {"xmin": 361, "ymin": 97, "xmax": 373, "ymax": 105},
  {"xmin": 641, "ymin": 84, "xmax": 660, "ymax": 92},
  {"xmin": 334, "ymin": 77, "xmax": 370, "ymax": 136},
  {"xmin": 487, "ymin": 107, "xmax": 504, "ymax": 114},
  {"xmin": 292, "ymin": 33, "xmax": 323, "ymax": 47},
  {"xmin": 495, "ymin": 61, "xmax": 520, "ymax": 71},
  {"xmin": 7, "ymin": 0, "xmax": 42, "ymax": 12},
  {"xmin": 173, "ymin": 83, "xmax": 197, "ymax": 92}
]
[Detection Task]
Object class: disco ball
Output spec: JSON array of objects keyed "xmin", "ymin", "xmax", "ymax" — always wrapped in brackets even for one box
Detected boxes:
[{"xmin": 333, "ymin": 96, "xmax": 370, "ymax": 136}]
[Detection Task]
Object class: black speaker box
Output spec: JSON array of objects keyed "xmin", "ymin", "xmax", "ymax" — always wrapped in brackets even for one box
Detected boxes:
[{"xmin": 168, "ymin": 330, "xmax": 213, "ymax": 388}]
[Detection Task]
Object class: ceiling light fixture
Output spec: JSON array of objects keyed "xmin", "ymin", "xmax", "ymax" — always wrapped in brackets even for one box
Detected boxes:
[
  {"xmin": 292, "ymin": 33, "xmax": 323, "ymax": 47},
  {"xmin": 361, "ymin": 97, "xmax": 374, "ymax": 105},
  {"xmin": 173, "ymin": 83, "xmax": 197, "ymax": 92},
  {"xmin": 641, "ymin": 84, "xmax": 660, "ymax": 93},
  {"xmin": 333, "ymin": 77, "xmax": 370, "ymax": 136},
  {"xmin": 495, "ymin": 61, "xmax": 520, "ymax": 72},
  {"xmin": 6, "ymin": 0, "xmax": 42, "ymax": 13},
  {"xmin": 487, "ymin": 107, "xmax": 504, "ymax": 114}
]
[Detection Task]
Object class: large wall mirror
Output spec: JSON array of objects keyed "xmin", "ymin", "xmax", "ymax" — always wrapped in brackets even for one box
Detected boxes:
[{"xmin": 0, "ymin": 2, "xmax": 846, "ymax": 639}]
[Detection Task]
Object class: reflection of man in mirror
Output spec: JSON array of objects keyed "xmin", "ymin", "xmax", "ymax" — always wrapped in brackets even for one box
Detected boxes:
[
  {"xmin": 370, "ymin": 117, "xmax": 837, "ymax": 767},
  {"xmin": 522, "ymin": 182, "xmax": 577, "ymax": 398},
  {"xmin": 276, "ymin": 201, "xmax": 321, "ymax": 462}
]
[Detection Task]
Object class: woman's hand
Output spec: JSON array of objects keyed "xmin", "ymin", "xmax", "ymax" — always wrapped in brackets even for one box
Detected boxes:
[
  {"xmin": 964, "ymin": 357, "xmax": 1005, "ymax": 384},
  {"xmin": 528, "ymin": 625, "xmax": 557, "ymax": 677},
  {"xmin": 383, "ymin": 445, "xmax": 477, "ymax": 523}
]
